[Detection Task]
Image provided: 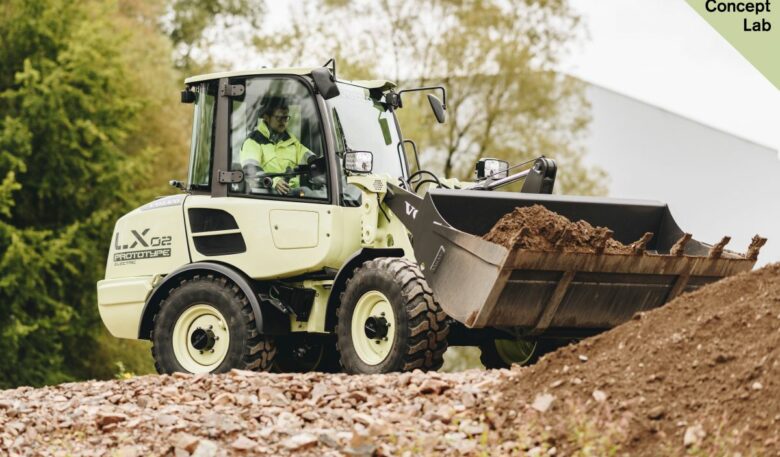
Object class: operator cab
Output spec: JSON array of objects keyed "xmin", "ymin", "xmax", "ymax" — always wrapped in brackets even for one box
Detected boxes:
[{"xmin": 182, "ymin": 67, "xmax": 411, "ymax": 209}]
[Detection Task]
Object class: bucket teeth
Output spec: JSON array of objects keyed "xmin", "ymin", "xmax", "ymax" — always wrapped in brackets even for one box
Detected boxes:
[
  {"xmin": 630, "ymin": 232, "xmax": 654, "ymax": 255},
  {"xmin": 708, "ymin": 236, "xmax": 731, "ymax": 259},
  {"xmin": 746, "ymin": 235, "xmax": 768, "ymax": 260},
  {"xmin": 670, "ymin": 233, "xmax": 692, "ymax": 256},
  {"xmin": 594, "ymin": 228, "xmax": 614, "ymax": 254}
]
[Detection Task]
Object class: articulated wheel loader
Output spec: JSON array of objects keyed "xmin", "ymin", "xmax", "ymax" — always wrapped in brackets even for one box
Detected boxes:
[{"xmin": 97, "ymin": 63, "xmax": 765, "ymax": 375}]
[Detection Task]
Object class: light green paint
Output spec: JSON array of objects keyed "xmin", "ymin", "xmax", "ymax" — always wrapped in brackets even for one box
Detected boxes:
[
  {"xmin": 269, "ymin": 210, "xmax": 319, "ymax": 249},
  {"xmin": 97, "ymin": 276, "xmax": 155, "ymax": 339},
  {"xmin": 351, "ymin": 290, "xmax": 395, "ymax": 365},
  {"xmin": 495, "ymin": 338, "xmax": 537, "ymax": 365},
  {"xmin": 686, "ymin": 0, "xmax": 780, "ymax": 89},
  {"xmin": 290, "ymin": 280, "xmax": 334, "ymax": 333},
  {"xmin": 172, "ymin": 304, "xmax": 230, "ymax": 373}
]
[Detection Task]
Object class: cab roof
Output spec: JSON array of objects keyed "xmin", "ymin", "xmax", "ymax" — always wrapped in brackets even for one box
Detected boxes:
[{"xmin": 184, "ymin": 68, "xmax": 396, "ymax": 91}]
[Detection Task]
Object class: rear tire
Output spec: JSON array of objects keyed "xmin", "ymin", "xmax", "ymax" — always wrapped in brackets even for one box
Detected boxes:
[
  {"xmin": 151, "ymin": 275, "xmax": 276, "ymax": 374},
  {"xmin": 480, "ymin": 338, "xmax": 566, "ymax": 369},
  {"xmin": 336, "ymin": 258, "xmax": 449, "ymax": 374},
  {"xmin": 479, "ymin": 338, "xmax": 538, "ymax": 369}
]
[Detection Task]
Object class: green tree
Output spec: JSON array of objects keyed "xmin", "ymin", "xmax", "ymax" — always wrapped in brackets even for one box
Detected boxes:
[
  {"xmin": 0, "ymin": 0, "xmax": 212, "ymax": 387},
  {"xmin": 159, "ymin": 0, "xmax": 266, "ymax": 72},
  {"xmin": 0, "ymin": 0, "xmax": 138, "ymax": 387},
  {"xmin": 0, "ymin": 0, "xmax": 275, "ymax": 387}
]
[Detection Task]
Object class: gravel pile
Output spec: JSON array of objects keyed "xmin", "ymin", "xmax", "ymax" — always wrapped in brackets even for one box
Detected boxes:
[{"xmin": 0, "ymin": 368, "xmax": 519, "ymax": 456}]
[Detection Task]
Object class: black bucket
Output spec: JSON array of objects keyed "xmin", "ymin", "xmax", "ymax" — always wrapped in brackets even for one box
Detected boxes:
[{"xmin": 385, "ymin": 186, "xmax": 755, "ymax": 334}]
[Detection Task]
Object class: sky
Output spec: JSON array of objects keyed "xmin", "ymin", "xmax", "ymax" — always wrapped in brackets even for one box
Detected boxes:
[{"xmin": 564, "ymin": 0, "xmax": 779, "ymax": 154}]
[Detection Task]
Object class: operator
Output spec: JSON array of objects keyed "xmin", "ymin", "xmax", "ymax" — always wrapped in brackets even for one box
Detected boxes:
[{"xmin": 239, "ymin": 98, "xmax": 314, "ymax": 195}]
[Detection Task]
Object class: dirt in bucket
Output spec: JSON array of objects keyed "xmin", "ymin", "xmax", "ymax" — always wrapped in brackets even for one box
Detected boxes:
[{"xmin": 482, "ymin": 204, "xmax": 639, "ymax": 254}]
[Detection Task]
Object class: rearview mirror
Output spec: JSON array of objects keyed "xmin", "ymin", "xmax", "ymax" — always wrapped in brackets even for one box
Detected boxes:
[
  {"xmin": 476, "ymin": 158, "xmax": 509, "ymax": 179},
  {"xmin": 427, "ymin": 94, "xmax": 446, "ymax": 124},
  {"xmin": 311, "ymin": 67, "xmax": 340, "ymax": 100},
  {"xmin": 344, "ymin": 151, "xmax": 373, "ymax": 174}
]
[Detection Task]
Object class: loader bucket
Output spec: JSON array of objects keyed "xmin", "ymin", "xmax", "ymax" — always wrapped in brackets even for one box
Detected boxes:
[{"xmin": 385, "ymin": 185, "xmax": 760, "ymax": 336}]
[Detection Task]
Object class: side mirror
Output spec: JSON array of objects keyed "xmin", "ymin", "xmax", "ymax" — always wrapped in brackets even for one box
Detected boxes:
[
  {"xmin": 181, "ymin": 89, "xmax": 196, "ymax": 104},
  {"xmin": 311, "ymin": 68, "xmax": 340, "ymax": 100},
  {"xmin": 344, "ymin": 151, "xmax": 374, "ymax": 174},
  {"xmin": 476, "ymin": 158, "xmax": 509, "ymax": 180},
  {"xmin": 427, "ymin": 94, "xmax": 446, "ymax": 123}
]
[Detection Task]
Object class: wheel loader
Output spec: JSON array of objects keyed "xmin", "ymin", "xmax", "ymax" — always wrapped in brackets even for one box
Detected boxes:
[{"xmin": 96, "ymin": 63, "xmax": 765, "ymax": 375}]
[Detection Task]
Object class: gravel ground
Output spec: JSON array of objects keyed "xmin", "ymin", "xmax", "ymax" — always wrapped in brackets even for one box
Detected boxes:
[{"xmin": 0, "ymin": 368, "xmax": 520, "ymax": 456}]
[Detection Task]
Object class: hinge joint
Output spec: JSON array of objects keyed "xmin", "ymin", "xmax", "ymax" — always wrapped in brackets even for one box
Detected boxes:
[{"xmin": 218, "ymin": 170, "xmax": 244, "ymax": 184}]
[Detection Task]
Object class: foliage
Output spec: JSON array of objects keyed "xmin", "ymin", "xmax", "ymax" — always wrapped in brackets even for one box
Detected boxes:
[
  {"xmin": 251, "ymin": 0, "xmax": 606, "ymax": 195},
  {"xmin": 0, "ymin": 0, "xmax": 189, "ymax": 388},
  {"xmin": 160, "ymin": 0, "xmax": 265, "ymax": 72},
  {"xmin": 113, "ymin": 0, "xmax": 193, "ymax": 193}
]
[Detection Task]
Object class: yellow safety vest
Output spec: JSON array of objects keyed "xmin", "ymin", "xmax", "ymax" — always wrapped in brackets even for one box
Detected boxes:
[{"xmin": 239, "ymin": 120, "xmax": 310, "ymax": 188}]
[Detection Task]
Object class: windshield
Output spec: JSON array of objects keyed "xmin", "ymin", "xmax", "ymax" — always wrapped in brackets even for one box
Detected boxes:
[{"xmin": 326, "ymin": 83, "xmax": 406, "ymax": 179}]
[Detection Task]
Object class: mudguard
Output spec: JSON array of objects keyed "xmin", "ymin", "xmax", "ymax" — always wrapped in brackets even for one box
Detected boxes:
[
  {"xmin": 138, "ymin": 261, "xmax": 288, "ymax": 339},
  {"xmin": 324, "ymin": 247, "xmax": 405, "ymax": 330}
]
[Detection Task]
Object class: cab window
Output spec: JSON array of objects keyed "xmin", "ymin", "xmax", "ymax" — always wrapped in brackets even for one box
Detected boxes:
[
  {"xmin": 330, "ymin": 108, "xmax": 362, "ymax": 207},
  {"xmin": 188, "ymin": 81, "xmax": 217, "ymax": 190},
  {"xmin": 228, "ymin": 77, "xmax": 328, "ymax": 201},
  {"xmin": 326, "ymin": 83, "xmax": 406, "ymax": 180}
]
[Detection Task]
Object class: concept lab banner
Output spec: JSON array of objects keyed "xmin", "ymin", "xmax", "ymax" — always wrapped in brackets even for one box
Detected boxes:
[{"xmin": 686, "ymin": 0, "xmax": 780, "ymax": 89}]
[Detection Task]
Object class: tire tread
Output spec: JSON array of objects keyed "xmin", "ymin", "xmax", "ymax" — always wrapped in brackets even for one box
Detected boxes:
[
  {"xmin": 336, "ymin": 257, "xmax": 449, "ymax": 373},
  {"xmin": 150, "ymin": 274, "xmax": 276, "ymax": 374}
]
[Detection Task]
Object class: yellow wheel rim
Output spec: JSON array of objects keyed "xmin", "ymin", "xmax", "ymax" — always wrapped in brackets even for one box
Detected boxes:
[
  {"xmin": 172, "ymin": 304, "xmax": 230, "ymax": 373},
  {"xmin": 495, "ymin": 339, "xmax": 537, "ymax": 366},
  {"xmin": 351, "ymin": 291, "xmax": 395, "ymax": 365}
]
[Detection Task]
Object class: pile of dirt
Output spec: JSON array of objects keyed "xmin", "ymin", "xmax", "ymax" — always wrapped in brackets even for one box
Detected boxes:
[
  {"xmin": 483, "ymin": 204, "xmax": 639, "ymax": 254},
  {"xmin": 491, "ymin": 263, "xmax": 780, "ymax": 455}
]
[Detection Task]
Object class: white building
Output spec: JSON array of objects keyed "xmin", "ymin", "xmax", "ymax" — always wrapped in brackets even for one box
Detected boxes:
[{"xmin": 582, "ymin": 83, "xmax": 780, "ymax": 266}]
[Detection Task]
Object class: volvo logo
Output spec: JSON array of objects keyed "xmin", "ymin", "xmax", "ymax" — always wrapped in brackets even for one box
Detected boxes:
[{"xmin": 405, "ymin": 201, "xmax": 419, "ymax": 219}]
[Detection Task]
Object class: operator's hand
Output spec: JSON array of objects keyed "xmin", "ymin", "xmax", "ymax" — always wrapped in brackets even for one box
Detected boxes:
[{"xmin": 274, "ymin": 179, "xmax": 290, "ymax": 195}]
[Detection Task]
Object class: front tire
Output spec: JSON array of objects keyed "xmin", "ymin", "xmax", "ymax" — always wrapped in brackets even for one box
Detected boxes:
[
  {"xmin": 151, "ymin": 275, "xmax": 276, "ymax": 374},
  {"xmin": 336, "ymin": 258, "xmax": 449, "ymax": 374}
]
